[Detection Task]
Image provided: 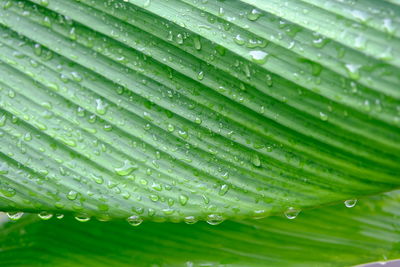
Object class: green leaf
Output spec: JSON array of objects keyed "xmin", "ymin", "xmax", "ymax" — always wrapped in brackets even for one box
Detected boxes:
[
  {"xmin": 0, "ymin": 0, "xmax": 399, "ymax": 221},
  {"xmin": 1, "ymin": 191, "xmax": 400, "ymax": 266}
]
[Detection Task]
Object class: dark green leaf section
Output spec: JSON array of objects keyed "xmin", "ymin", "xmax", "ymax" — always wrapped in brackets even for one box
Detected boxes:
[
  {"xmin": 1, "ymin": 192, "xmax": 400, "ymax": 266},
  {"xmin": 0, "ymin": 0, "xmax": 399, "ymax": 221}
]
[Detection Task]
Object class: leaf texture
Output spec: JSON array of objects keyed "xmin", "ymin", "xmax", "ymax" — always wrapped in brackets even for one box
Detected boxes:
[{"xmin": 0, "ymin": 0, "xmax": 398, "ymax": 221}]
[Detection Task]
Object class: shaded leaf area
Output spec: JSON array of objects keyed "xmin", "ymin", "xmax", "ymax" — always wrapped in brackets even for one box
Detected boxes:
[
  {"xmin": 0, "ymin": 0, "xmax": 399, "ymax": 221},
  {"xmin": 1, "ymin": 192, "xmax": 400, "ymax": 266}
]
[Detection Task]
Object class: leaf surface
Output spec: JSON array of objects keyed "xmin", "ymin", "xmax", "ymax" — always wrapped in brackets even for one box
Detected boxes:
[{"xmin": 0, "ymin": 0, "xmax": 399, "ymax": 220}]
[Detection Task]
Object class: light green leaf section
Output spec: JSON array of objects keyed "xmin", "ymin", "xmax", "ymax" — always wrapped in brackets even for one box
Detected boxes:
[
  {"xmin": 0, "ymin": 0, "xmax": 399, "ymax": 221},
  {"xmin": 1, "ymin": 192, "xmax": 400, "ymax": 266}
]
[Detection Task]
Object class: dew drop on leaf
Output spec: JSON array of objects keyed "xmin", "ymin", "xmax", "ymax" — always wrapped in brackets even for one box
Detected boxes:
[
  {"xmin": 127, "ymin": 215, "xmax": 143, "ymax": 226},
  {"xmin": 251, "ymin": 154, "xmax": 261, "ymax": 167},
  {"xmin": 206, "ymin": 214, "xmax": 224, "ymax": 225},
  {"xmin": 344, "ymin": 63, "xmax": 361, "ymax": 80},
  {"xmin": 179, "ymin": 194, "xmax": 189, "ymax": 205},
  {"xmin": 284, "ymin": 207, "xmax": 301, "ymax": 219},
  {"xmin": 6, "ymin": 212, "xmax": 24, "ymax": 221},
  {"xmin": 319, "ymin": 112, "xmax": 328, "ymax": 121},
  {"xmin": 39, "ymin": 0, "xmax": 49, "ymax": 6},
  {"xmin": 95, "ymin": 99, "xmax": 108, "ymax": 115},
  {"xmin": 193, "ymin": 36, "xmax": 202, "ymax": 50},
  {"xmin": 247, "ymin": 9, "xmax": 262, "ymax": 21},
  {"xmin": 344, "ymin": 199, "xmax": 357, "ymax": 208},
  {"xmin": 75, "ymin": 214, "xmax": 91, "ymax": 222},
  {"xmin": 233, "ymin": 34, "xmax": 246, "ymax": 46},
  {"xmin": 218, "ymin": 184, "xmax": 229, "ymax": 196},
  {"xmin": 67, "ymin": 190, "xmax": 78, "ymax": 200},
  {"xmin": 115, "ymin": 160, "xmax": 138, "ymax": 176},
  {"xmin": 249, "ymin": 50, "xmax": 268, "ymax": 64},
  {"xmin": 38, "ymin": 212, "xmax": 53, "ymax": 220},
  {"xmin": 184, "ymin": 216, "xmax": 197, "ymax": 224}
]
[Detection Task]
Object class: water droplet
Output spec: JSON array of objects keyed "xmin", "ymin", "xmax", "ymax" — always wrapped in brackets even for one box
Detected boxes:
[
  {"xmin": 178, "ymin": 130, "xmax": 188, "ymax": 139},
  {"xmin": 167, "ymin": 124, "xmax": 175, "ymax": 132},
  {"xmin": 218, "ymin": 7, "xmax": 225, "ymax": 16},
  {"xmin": 344, "ymin": 199, "xmax": 357, "ymax": 208},
  {"xmin": 350, "ymin": 10, "xmax": 369, "ymax": 23},
  {"xmin": 91, "ymin": 175, "xmax": 104, "ymax": 184},
  {"xmin": 39, "ymin": 0, "xmax": 49, "ymax": 7},
  {"xmin": 233, "ymin": 34, "xmax": 246, "ymax": 46},
  {"xmin": 115, "ymin": 160, "xmax": 138, "ymax": 176},
  {"xmin": 249, "ymin": 50, "xmax": 268, "ymax": 64},
  {"xmin": 193, "ymin": 36, "xmax": 202, "ymax": 50},
  {"xmin": 38, "ymin": 212, "xmax": 53, "ymax": 220},
  {"xmin": 378, "ymin": 47, "xmax": 393, "ymax": 61},
  {"xmin": 194, "ymin": 117, "xmax": 202, "ymax": 125},
  {"xmin": 184, "ymin": 216, "xmax": 198, "ymax": 224},
  {"xmin": 312, "ymin": 34, "xmax": 329, "ymax": 48},
  {"xmin": 383, "ymin": 18, "xmax": 395, "ymax": 35},
  {"xmin": 197, "ymin": 70, "xmax": 204, "ymax": 80},
  {"xmin": 344, "ymin": 63, "xmax": 361, "ymax": 80},
  {"xmin": 95, "ymin": 99, "xmax": 108, "ymax": 115},
  {"xmin": 284, "ymin": 207, "xmax": 300, "ymax": 219},
  {"xmin": 23, "ymin": 132, "xmax": 32, "ymax": 141},
  {"xmin": 319, "ymin": 112, "xmax": 328, "ymax": 121},
  {"xmin": 7, "ymin": 212, "xmax": 23, "ymax": 221},
  {"xmin": 143, "ymin": 0, "xmax": 151, "ymax": 7},
  {"xmin": 176, "ymin": 33, "xmax": 184, "ymax": 45},
  {"xmin": 354, "ymin": 34, "xmax": 366, "ymax": 50},
  {"xmin": 251, "ymin": 154, "xmax": 261, "ymax": 167},
  {"xmin": 75, "ymin": 214, "xmax": 91, "ymax": 222},
  {"xmin": 1, "ymin": 187, "xmax": 16, "ymax": 197},
  {"xmin": 67, "ymin": 190, "xmax": 78, "ymax": 200},
  {"xmin": 218, "ymin": 184, "xmax": 229, "ymax": 196},
  {"xmin": 247, "ymin": 9, "xmax": 262, "ymax": 21},
  {"xmin": 162, "ymin": 208, "xmax": 174, "ymax": 215},
  {"xmin": 34, "ymin": 44, "xmax": 42, "ymax": 56},
  {"xmin": 149, "ymin": 194, "xmax": 159, "ymax": 202},
  {"xmin": 42, "ymin": 16, "xmax": 52, "ymax": 27},
  {"xmin": 179, "ymin": 194, "xmax": 189, "ymax": 205},
  {"xmin": 71, "ymin": 71, "xmax": 83, "ymax": 82},
  {"xmin": 206, "ymin": 214, "xmax": 224, "ymax": 225},
  {"xmin": 253, "ymin": 210, "xmax": 267, "ymax": 219},
  {"xmin": 127, "ymin": 215, "xmax": 143, "ymax": 226}
]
